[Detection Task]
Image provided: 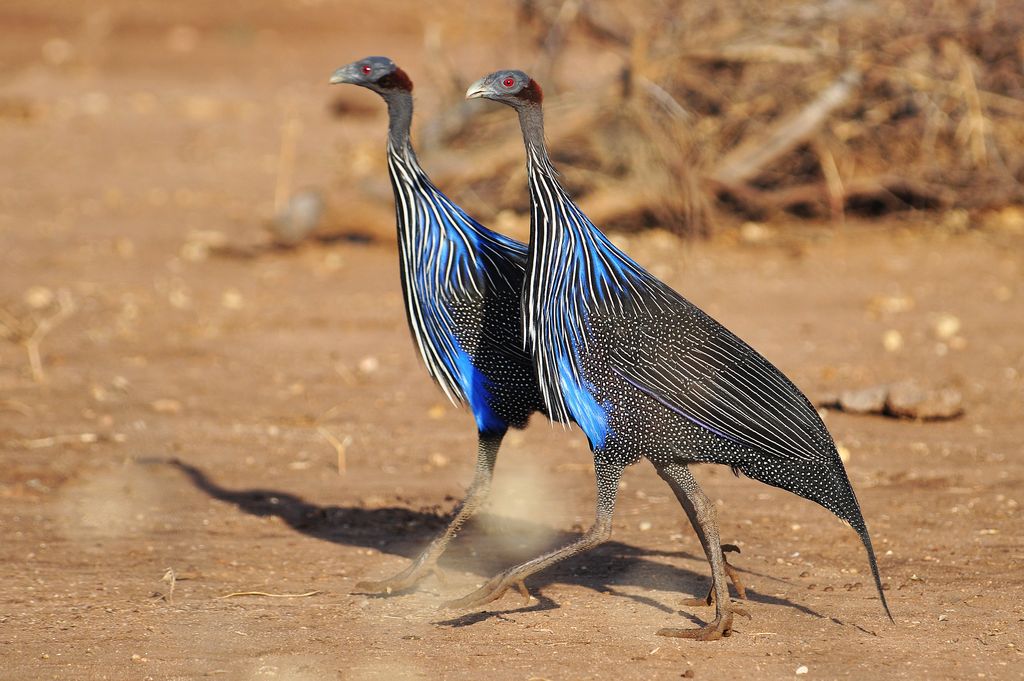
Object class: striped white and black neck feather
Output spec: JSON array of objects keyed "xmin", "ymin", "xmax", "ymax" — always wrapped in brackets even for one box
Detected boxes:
[
  {"xmin": 517, "ymin": 108, "xmax": 664, "ymax": 428},
  {"xmin": 383, "ymin": 92, "xmax": 527, "ymax": 421}
]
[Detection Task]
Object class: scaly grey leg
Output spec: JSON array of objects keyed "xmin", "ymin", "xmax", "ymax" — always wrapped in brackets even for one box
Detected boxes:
[
  {"xmin": 355, "ymin": 430, "xmax": 504, "ymax": 594},
  {"xmin": 443, "ymin": 456, "xmax": 622, "ymax": 610},
  {"xmin": 655, "ymin": 462, "xmax": 747, "ymax": 641}
]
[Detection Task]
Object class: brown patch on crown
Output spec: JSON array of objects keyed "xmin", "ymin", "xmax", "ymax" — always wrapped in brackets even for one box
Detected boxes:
[
  {"xmin": 378, "ymin": 67, "xmax": 413, "ymax": 92},
  {"xmin": 517, "ymin": 78, "xmax": 543, "ymax": 104}
]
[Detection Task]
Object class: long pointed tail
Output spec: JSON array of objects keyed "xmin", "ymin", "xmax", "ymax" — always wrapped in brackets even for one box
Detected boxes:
[
  {"xmin": 742, "ymin": 459, "xmax": 893, "ymax": 621},
  {"xmin": 848, "ymin": 512, "xmax": 894, "ymax": 622},
  {"xmin": 830, "ymin": 470, "xmax": 893, "ymax": 623}
]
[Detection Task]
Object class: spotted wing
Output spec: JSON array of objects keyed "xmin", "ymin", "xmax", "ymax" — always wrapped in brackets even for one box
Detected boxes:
[{"xmin": 606, "ymin": 299, "xmax": 835, "ymax": 463}]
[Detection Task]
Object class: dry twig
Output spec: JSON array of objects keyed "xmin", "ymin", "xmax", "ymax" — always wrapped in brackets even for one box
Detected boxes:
[
  {"xmin": 711, "ymin": 68, "xmax": 861, "ymax": 189},
  {"xmin": 162, "ymin": 567, "xmax": 177, "ymax": 603},
  {"xmin": 957, "ymin": 54, "xmax": 989, "ymax": 169},
  {"xmin": 7, "ymin": 432, "xmax": 125, "ymax": 449},
  {"xmin": 317, "ymin": 425, "xmax": 352, "ymax": 475},
  {"xmin": 0, "ymin": 289, "xmax": 76, "ymax": 383},
  {"xmin": 216, "ymin": 590, "xmax": 322, "ymax": 599},
  {"xmin": 354, "ymin": 0, "xmax": 1024, "ymax": 229}
]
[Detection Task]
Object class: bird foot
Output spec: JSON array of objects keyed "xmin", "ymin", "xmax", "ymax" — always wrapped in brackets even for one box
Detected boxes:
[
  {"xmin": 681, "ymin": 544, "xmax": 748, "ymax": 607},
  {"xmin": 442, "ymin": 573, "xmax": 532, "ymax": 610},
  {"xmin": 722, "ymin": 544, "xmax": 748, "ymax": 601},
  {"xmin": 657, "ymin": 613, "xmax": 735, "ymax": 642},
  {"xmin": 354, "ymin": 564, "xmax": 444, "ymax": 595}
]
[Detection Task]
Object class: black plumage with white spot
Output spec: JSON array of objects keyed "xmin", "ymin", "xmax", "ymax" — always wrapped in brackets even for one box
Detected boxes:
[{"xmin": 460, "ymin": 69, "xmax": 892, "ymax": 638}]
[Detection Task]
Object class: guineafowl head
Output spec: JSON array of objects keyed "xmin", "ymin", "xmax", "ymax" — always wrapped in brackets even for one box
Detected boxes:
[
  {"xmin": 330, "ymin": 56, "xmax": 413, "ymax": 94},
  {"xmin": 465, "ymin": 70, "xmax": 542, "ymax": 108}
]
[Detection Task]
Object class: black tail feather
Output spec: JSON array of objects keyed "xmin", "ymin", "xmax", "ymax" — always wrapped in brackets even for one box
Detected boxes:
[
  {"xmin": 851, "ymin": 516, "xmax": 892, "ymax": 622},
  {"xmin": 739, "ymin": 458, "xmax": 893, "ymax": 621},
  {"xmin": 847, "ymin": 510, "xmax": 894, "ymax": 623},
  {"xmin": 828, "ymin": 469, "xmax": 893, "ymax": 623}
]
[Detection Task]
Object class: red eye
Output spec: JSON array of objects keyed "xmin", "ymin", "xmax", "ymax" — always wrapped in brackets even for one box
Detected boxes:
[
  {"xmin": 361, "ymin": 64, "xmax": 372, "ymax": 75},
  {"xmin": 502, "ymin": 77, "xmax": 515, "ymax": 88}
]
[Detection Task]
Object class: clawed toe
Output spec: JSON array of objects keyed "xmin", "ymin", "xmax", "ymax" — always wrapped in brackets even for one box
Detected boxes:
[
  {"xmin": 721, "ymin": 544, "xmax": 748, "ymax": 601},
  {"xmin": 353, "ymin": 564, "xmax": 443, "ymax": 595},
  {"xmin": 657, "ymin": 616, "xmax": 734, "ymax": 641},
  {"xmin": 682, "ymin": 544, "xmax": 748, "ymax": 607},
  {"xmin": 680, "ymin": 595, "xmax": 713, "ymax": 607},
  {"xmin": 353, "ymin": 579, "xmax": 390, "ymax": 594},
  {"xmin": 442, "ymin": 589, "xmax": 500, "ymax": 611},
  {"xmin": 513, "ymin": 579, "xmax": 531, "ymax": 603},
  {"xmin": 442, "ymin": 578, "xmax": 504, "ymax": 610},
  {"xmin": 442, "ymin": 575, "xmax": 532, "ymax": 610},
  {"xmin": 353, "ymin": 577, "xmax": 416, "ymax": 595}
]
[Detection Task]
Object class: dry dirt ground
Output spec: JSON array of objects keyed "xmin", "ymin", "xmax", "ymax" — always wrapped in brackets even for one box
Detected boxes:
[{"xmin": 2, "ymin": 2, "xmax": 1023, "ymax": 680}]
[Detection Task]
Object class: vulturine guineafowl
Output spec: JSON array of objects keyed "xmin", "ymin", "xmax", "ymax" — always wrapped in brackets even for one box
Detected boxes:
[
  {"xmin": 329, "ymin": 57, "xmax": 548, "ymax": 593},
  {"xmin": 455, "ymin": 70, "xmax": 892, "ymax": 640}
]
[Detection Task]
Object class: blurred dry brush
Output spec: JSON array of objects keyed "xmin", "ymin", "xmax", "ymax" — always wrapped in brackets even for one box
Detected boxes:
[{"xmin": 403, "ymin": 0, "xmax": 1024, "ymax": 236}]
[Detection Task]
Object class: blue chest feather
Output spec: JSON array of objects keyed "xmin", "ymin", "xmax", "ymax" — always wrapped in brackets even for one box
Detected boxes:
[
  {"xmin": 556, "ymin": 353, "xmax": 611, "ymax": 448},
  {"xmin": 527, "ymin": 189, "xmax": 651, "ymax": 446},
  {"xmin": 406, "ymin": 186, "xmax": 520, "ymax": 435},
  {"xmin": 451, "ymin": 347, "xmax": 505, "ymax": 434}
]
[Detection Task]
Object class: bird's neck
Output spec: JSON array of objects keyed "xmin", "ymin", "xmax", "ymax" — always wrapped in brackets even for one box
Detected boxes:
[
  {"xmin": 515, "ymin": 102, "xmax": 652, "ymax": 317},
  {"xmin": 516, "ymin": 103, "xmax": 567, "ymax": 256},
  {"xmin": 381, "ymin": 90, "xmax": 430, "ymax": 275},
  {"xmin": 516, "ymin": 104, "xmax": 574, "ymax": 249},
  {"xmin": 517, "ymin": 104, "xmax": 556, "ymax": 179},
  {"xmin": 384, "ymin": 90, "xmax": 414, "ymax": 152},
  {"xmin": 381, "ymin": 91, "xmax": 475, "ymax": 283}
]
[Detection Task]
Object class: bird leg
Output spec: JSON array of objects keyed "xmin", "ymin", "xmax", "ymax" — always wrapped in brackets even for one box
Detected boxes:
[
  {"xmin": 655, "ymin": 462, "xmax": 746, "ymax": 641},
  {"xmin": 679, "ymin": 543, "xmax": 748, "ymax": 607},
  {"xmin": 443, "ymin": 458, "xmax": 622, "ymax": 610},
  {"xmin": 355, "ymin": 431, "xmax": 503, "ymax": 595}
]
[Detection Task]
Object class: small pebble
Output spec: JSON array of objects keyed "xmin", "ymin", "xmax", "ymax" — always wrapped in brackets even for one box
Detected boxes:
[
  {"xmin": 868, "ymin": 294, "xmax": 914, "ymax": 314},
  {"xmin": 269, "ymin": 190, "xmax": 324, "ymax": 246},
  {"xmin": 222, "ymin": 289, "xmax": 244, "ymax": 309},
  {"xmin": 825, "ymin": 382, "xmax": 964, "ymax": 421},
  {"xmin": 886, "ymin": 381, "xmax": 963, "ymax": 420},
  {"xmin": 986, "ymin": 205, "xmax": 1024, "ymax": 233},
  {"xmin": 932, "ymin": 314, "xmax": 961, "ymax": 340},
  {"xmin": 796, "ymin": 665, "xmax": 809, "ymax": 675},
  {"xmin": 882, "ymin": 329, "xmax": 903, "ymax": 352},
  {"xmin": 24, "ymin": 286, "xmax": 54, "ymax": 309},
  {"xmin": 740, "ymin": 221, "xmax": 773, "ymax": 245},
  {"xmin": 151, "ymin": 399, "xmax": 183, "ymax": 414},
  {"xmin": 837, "ymin": 386, "xmax": 886, "ymax": 414}
]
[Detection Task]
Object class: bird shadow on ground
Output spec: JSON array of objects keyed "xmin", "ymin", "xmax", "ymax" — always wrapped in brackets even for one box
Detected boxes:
[{"xmin": 166, "ymin": 458, "xmax": 832, "ymax": 627}]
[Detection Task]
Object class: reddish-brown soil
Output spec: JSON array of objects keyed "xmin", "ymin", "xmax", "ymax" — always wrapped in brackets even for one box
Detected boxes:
[{"xmin": 1, "ymin": 2, "xmax": 1022, "ymax": 680}]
